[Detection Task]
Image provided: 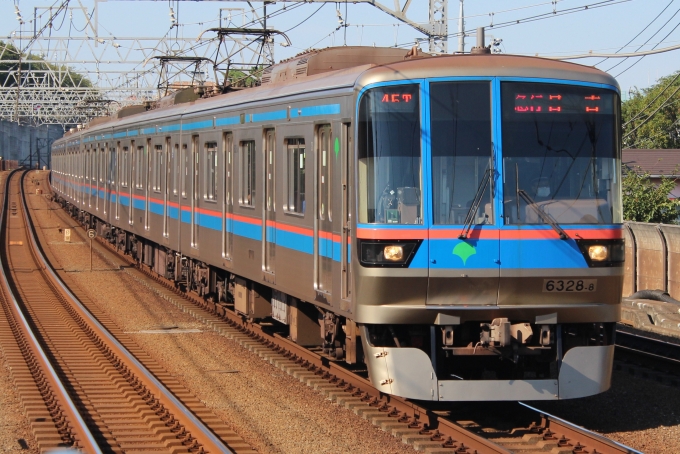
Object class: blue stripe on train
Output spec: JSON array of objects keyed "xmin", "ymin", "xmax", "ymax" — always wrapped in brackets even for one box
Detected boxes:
[{"xmin": 59, "ymin": 181, "xmax": 594, "ymax": 269}]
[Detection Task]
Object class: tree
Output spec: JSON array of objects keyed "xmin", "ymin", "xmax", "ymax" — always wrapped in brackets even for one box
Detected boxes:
[
  {"xmin": 622, "ymin": 70, "xmax": 680, "ymax": 149},
  {"xmin": 0, "ymin": 40, "xmax": 93, "ymax": 88},
  {"xmin": 622, "ymin": 166, "xmax": 680, "ymax": 223}
]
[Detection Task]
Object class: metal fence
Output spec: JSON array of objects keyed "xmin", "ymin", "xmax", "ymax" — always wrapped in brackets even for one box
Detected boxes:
[
  {"xmin": 623, "ymin": 222, "xmax": 680, "ymax": 298},
  {"xmin": 0, "ymin": 120, "xmax": 63, "ymax": 167}
]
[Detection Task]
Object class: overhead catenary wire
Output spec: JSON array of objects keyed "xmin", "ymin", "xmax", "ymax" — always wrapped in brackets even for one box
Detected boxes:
[
  {"xmin": 394, "ymin": 0, "xmax": 630, "ymax": 50},
  {"xmin": 593, "ymin": 0, "xmax": 675, "ymax": 67},
  {"xmin": 624, "ymin": 71, "xmax": 680, "ymax": 127},
  {"xmin": 614, "ymin": 17, "xmax": 680, "ymax": 77},
  {"xmin": 282, "ymin": 3, "xmax": 326, "ymax": 34},
  {"xmin": 623, "ymin": 83, "xmax": 680, "ymax": 140},
  {"xmin": 628, "ymin": 114, "xmax": 680, "ymax": 148},
  {"xmin": 606, "ymin": 4, "xmax": 680, "ymax": 74},
  {"xmin": 543, "ymin": 41, "xmax": 680, "ymax": 59}
]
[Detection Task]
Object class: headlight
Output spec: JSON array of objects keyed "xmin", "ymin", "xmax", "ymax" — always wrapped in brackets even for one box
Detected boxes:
[
  {"xmin": 358, "ymin": 240, "xmax": 422, "ymax": 267},
  {"xmin": 588, "ymin": 245, "xmax": 608, "ymax": 261},
  {"xmin": 576, "ymin": 239, "xmax": 624, "ymax": 267},
  {"xmin": 384, "ymin": 245, "xmax": 403, "ymax": 261}
]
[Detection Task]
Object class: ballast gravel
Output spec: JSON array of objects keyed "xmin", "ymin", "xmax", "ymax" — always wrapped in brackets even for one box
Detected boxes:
[{"xmin": 0, "ymin": 356, "xmax": 39, "ymax": 453}]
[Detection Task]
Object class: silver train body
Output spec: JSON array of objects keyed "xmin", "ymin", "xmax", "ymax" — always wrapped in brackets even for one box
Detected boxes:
[{"xmin": 51, "ymin": 47, "xmax": 624, "ymax": 401}]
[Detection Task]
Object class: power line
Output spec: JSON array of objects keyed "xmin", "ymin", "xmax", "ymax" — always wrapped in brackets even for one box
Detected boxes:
[
  {"xmin": 615, "ymin": 17, "xmax": 680, "ymax": 77},
  {"xmin": 628, "ymin": 114, "xmax": 680, "ymax": 148},
  {"xmin": 623, "ymin": 83, "xmax": 680, "ymax": 140},
  {"xmin": 624, "ymin": 71, "xmax": 680, "ymax": 127},
  {"xmin": 394, "ymin": 0, "xmax": 630, "ymax": 49},
  {"xmin": 282, "ymin": 3, "xmax": 327, "ymax": 33},
  {"xmin": 593, "ymin": 0, "xmax": 675, "ymax": 67},
  {"xmin": 461, "ymin": 0, "xmax": 631, "ymax": 35},
  {"xmin": 543, "ymin": 41, "xmax": 680, "ymax": 59}
]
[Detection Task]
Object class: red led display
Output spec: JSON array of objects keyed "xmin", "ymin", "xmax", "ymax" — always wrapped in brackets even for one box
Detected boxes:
[
  {"xmin": 514, "ymin": 92, "xmax": 608, "ymax": 114},
  {"xmin": 381, "ymin": 93, "xmax": 413, "ymax": 103}
]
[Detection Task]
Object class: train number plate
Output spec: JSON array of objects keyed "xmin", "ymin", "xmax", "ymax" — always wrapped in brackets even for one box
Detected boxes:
[{"xmin": 543, "ymin": 279, "xmax": 597, "ymax": 293}]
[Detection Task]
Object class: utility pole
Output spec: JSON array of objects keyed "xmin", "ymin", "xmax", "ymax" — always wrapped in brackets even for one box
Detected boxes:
[
  {"xmin": 14, "ymin": 52, "xmax": 21, "ymax": 124},
  {"xmin": 457, "ymin": 0, "xmax": 465, "ymax": 54}
]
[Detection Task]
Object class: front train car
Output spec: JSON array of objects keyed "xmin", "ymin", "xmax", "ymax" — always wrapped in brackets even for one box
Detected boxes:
[{"xmin": 353, "ymin": 54, "xmax": 623, "ymax": 401}]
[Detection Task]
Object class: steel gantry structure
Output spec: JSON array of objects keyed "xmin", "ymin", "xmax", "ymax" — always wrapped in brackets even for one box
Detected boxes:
[{"xmin": 1, "ymin": 0, "xmax": 448, "ymax": 127}]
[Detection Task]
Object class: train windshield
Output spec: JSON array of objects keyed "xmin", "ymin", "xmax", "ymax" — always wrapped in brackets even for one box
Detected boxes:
[
  {"xmin": 430, "ymin": 81, "xmax": 492, "ymax": 225},
  {"xmin": 358, "ymin": 84, "xmax": 422, "ymax": 224},
  {"xmin": 501, "ymin": 82, "xmax": 621, "ymax": 225}
]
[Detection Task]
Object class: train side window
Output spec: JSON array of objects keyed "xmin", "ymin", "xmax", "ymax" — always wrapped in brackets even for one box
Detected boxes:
[
  {"xmin": 121, "ymin": 147, "xmax": 129, "ymax": 187},
  {"xmin": 109, "ymin": 146, "xmax": 117, "ymax": 185},
  {"xmin": 92, "ymin": 148, "xmax": 97, "ymax": 183},
  {"xmin": 286, "ymin": 138, "xmax": 305, "ymax": 214},
  {"xmin": 205, "ymin": 141, "xmax": 218, "ymax": 201},
  {"xmin": 317, "ymin": 125, "xmax": 331, "ymax": 221},
  {"xmin": 90, "ymin": 147, "xmax": 97, "ymax": 183},
  {"xmin": 136, "ymin": 146, "xmax": 144, "ymax": 189},
  {"xmin": 240, "ymin": 140, "xmax": 256, "ymax": 207},
  {"xmin": 100, "ymin": 146, "xmax": 105, "ymax": 183},
  {"xmin": 172, "ymin": 144, "xmax": 179, "ymax": 195},
  {"xmin": 153, "ymin": 144, "xmax": 163, "ymax": 192},
  {"xmin": 181, "ymin": 144, "xmax": 188, "ymax": 198}
]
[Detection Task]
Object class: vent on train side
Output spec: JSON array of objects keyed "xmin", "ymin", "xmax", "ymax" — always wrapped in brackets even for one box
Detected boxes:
[
  {"xmin": 261, "ymin": 67, "xmax": 274, "ymax": 84},
  {"xmin": 295, "ymin": 58, "xmax": 309, "ymax": 77}
]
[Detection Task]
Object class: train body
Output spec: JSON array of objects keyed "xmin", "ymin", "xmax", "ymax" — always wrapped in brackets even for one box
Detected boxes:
[{"xmin": 50, "ymin": 47, "xmax": 623, "ymax": 401}]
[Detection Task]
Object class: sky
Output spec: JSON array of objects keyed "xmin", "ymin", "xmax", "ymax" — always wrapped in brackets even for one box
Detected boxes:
[{"xmin": 1, "ymin": 0, "xmax": 679, "ymax": 97}]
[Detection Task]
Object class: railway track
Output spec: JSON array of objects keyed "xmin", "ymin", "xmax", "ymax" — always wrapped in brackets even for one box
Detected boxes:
[
  {"xmin": 0, "ymin": 169, "xmax": 99, "ymax": 451},
  {"xmin": 33, "ymin": 168, "xmax": 641, "ymax": 453},
  {"xmin": 614, "ymin": 328, "xmax": 680, "ymax": 385},
  {"xmin": 0, "ymin": 170, "xmax": 254, "ymax": 453}
]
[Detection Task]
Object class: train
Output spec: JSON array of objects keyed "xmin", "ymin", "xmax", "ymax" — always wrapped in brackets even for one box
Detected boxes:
[{"xmin": 50, "ymin": 44, "xmax": 624, "ymax": 401}]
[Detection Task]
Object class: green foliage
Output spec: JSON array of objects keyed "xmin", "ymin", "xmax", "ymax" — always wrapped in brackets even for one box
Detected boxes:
[
  {"xmin": 226, "ymin": 65, "xmax": 266, "ymax": 88},
  {"xmin": 622, "ymin": 70, "xmax": 680, "ymax": 149},
  {"xmin": 0, "ymin": 40, "xmax": 92, "ymax": 88},
  {"xmin": 622, "ymin": 166, "xmax": 680, "ymax": 223}
]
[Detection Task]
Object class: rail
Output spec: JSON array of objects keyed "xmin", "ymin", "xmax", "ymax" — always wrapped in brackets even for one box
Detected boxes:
[
  {"xmin": 17, "ymin": 170, "xmax": 234, "ymax": 453},
  {"xmin": 0, "ymin": 169, "xmax": 101, "ymax": 452}
]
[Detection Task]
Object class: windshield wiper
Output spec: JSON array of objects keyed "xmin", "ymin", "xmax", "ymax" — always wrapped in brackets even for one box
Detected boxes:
[
  {"xmin": 517, "ymin": 189, "xmax": 570, "ymax": 240},
  {"xmin": 459, "ymin": 167, "xmax": 491, "ymax": 239}
]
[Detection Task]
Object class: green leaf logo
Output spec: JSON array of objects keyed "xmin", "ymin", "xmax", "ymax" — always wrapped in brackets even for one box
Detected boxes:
[
  {"xmin": 453, "ymin": 242, "xmax": 477, "ymax": 265},
  {"xmin": 334, "ymin": 137, "xmax": 340, "ymax": 158}
]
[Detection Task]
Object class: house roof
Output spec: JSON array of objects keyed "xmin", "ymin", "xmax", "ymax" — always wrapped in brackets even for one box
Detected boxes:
[{"xmin": 623, "ymin": 149, "xmax": 680, "ymax": 177}]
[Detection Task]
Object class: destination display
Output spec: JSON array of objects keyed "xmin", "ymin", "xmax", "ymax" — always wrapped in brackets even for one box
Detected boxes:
[
  {"xmin": 513, "ymin": 92, "xmax": 614, "ymax": 114},
  {"xmin": 372, "ymin": 88, "xmax": 419, "ymax": 113}
]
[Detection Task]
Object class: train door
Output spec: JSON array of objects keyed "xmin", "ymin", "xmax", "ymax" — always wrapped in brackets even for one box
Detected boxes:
[
  {"xmin": 191, "ymin": 135, "xmax": 199, "ymax": 248},
  {"xmin": 223, "ymin": 132, "xmax": 233, "ymax": 260},
  {"xmin": 91, "ymin": 147, "xmax": 96, "ymax": 208},
  {"xmin": 163, "ymin": 137, "xmax": 170, "ymax": 237},
  {"xmin": 108, "ymin": 144, "xmax": 116, "ymax": 218},
  {"xmin": 263, "ymin": 129, "xmax": 276, "ymax": 279},
  {"xmin": 316, "ymin": 124, "xmax": 333, "ymax": 295},
  {"xmin": 145, "ymin": 139, "xmax": 151, "ymax": 230},
  {"xmin": 426, "ymin": 80, "xmax": 499, "ymax": 305},
  {"xmin": 340, "ymin": 123, "xmax": 352, "ymax": 306},
  {"xmin": 115, "ymin": 143, "xmax": 121, "ymax": 220},
  {"xmin": 129, "ymin": 141, "xmax": 136, "ymax": 226},
  {"xmin": 95, "ymin": 146, "xmax": 100, "ymax": 212},
  {"xmin": 102, "ymin": 145, "xmax": 108, "ymax": 216},
  {"xmin": 83, "ymin": 148, "xmax": 92, "ymax": 208}
]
